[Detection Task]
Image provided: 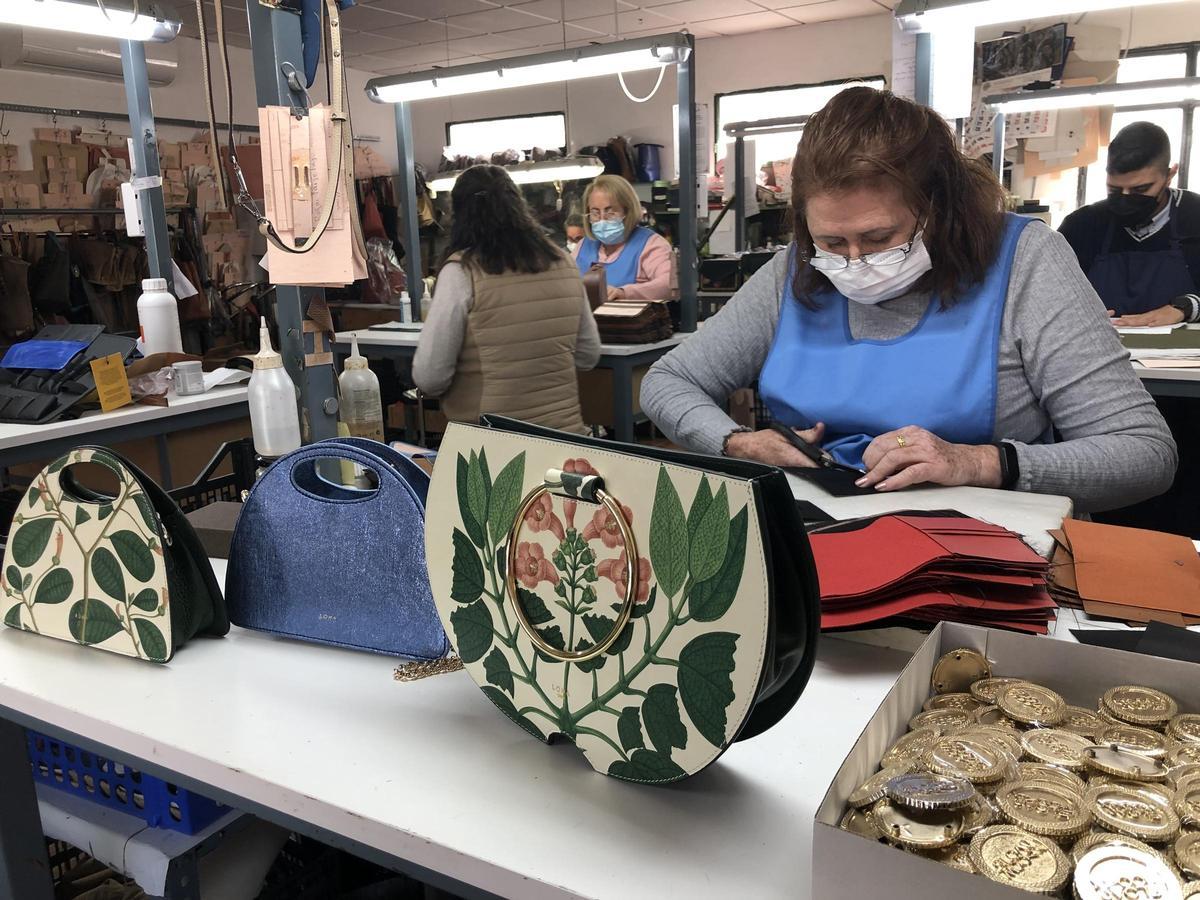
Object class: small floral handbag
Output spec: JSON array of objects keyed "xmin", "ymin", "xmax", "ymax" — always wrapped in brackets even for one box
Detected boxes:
[
  {"xmin": 424, "ymin": 416, "xmax": 821, "ymax": 784},
  {"xmin": 2, "ymin": 446, "xmax": 228, "ymax": 662}
]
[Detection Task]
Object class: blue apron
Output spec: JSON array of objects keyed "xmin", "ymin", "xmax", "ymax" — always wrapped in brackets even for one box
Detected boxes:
[
  {"xmin": 1086, "ymin": 207, "xmax": 1195, "ymax": 316},
  {"xmin": 759, "ymin": 214, "xmax": 1030, "ymax": 469},
  {"xmin": 575, "ymin": 226, "xmax": 655, "ymax": 288}
]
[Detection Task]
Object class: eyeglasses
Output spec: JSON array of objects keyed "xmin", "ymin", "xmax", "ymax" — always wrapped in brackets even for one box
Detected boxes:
[
  {"xmin": 588, "ymin": 210, "xmax": 625, "ymax": 223},
  {"xmin": 806, "ymin": 227, "xmax": 920, "ymax": 272}
]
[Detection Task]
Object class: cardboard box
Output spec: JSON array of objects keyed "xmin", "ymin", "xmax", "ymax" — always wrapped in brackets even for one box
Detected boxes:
[
  {"xmin": 812, "ymin": 622, "xmax": 1200, "ymax": 899},
  {"xmin": 34, "ymin": 127, "xmax": 77, "ymax": 143},
  {"xmin": 158, "ymin": 141, "xmax": 184, "ymax": 170}
]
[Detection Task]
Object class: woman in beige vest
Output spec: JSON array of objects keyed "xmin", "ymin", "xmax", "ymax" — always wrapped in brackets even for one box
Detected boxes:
[{"xmin": 413, "ymin": 165, "xmax": 600, "ymax": 433}]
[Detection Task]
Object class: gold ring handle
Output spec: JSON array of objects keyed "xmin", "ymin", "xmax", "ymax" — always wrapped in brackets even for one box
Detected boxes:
[{"xmin": 506, "ymin": 483, "xmax": 637, "ymax": 663}]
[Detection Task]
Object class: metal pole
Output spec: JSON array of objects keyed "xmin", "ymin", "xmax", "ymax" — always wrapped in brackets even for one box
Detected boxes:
[
  {"xmin": 394, "ymin": 101, "xmax": 424, "ymax": 320},
  {"xmin": 992, "ymin": 111, "xmax": 1006, "ymax": 182},
  {"xmin": 914, "ymin": 33, "xmax": 933, "ymax": 107},
  {"xmin": 734, "ymin": 135, "xmax": 746, "ymax": 253},
  {"xmin": 246, "ymin": 0, "xmax": 338, "ymax": 443},
  {"xmin": 119, "ymin": 40, "xmax": 173, "ymax": 292},
  {"xmin": 676, "ymin": 34, "xmax": 698, "ymax": 334}
]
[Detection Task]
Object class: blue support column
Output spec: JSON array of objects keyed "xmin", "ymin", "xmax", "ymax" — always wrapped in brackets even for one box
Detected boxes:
[
  {"xmin": 394, "ymin": 101, "xmax": 424, "ymax": 321},
  {"xmin": 119, "ymin": 40, "xmax": 173, "ymax": 293},
  {"xmin": 245, "ymin": 0, "xmax": 339, "ymax": 443},
  {"xmin": 676, "ymin": 34, "xmax": 698, "ymax": 334}
]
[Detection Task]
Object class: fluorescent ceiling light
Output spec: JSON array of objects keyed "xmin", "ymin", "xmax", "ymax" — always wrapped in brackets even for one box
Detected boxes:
[
  {"xmin": 367, "ymin": 33, "xmax": 691, "ymax": 104},
  {"xmin": 895, "ymin": 0, "xmax": 1178, "ymax": 31},
  {"xmin": 429, "ymin": 157, "xmax": 606, "ymax": 195},
  {"xmin": 986, "ymin": 77, "xmax": 1200, "ymax": 114},
  {"xmin": 0, "ymin": 0, "xmax": 181, "ymax": 41}
]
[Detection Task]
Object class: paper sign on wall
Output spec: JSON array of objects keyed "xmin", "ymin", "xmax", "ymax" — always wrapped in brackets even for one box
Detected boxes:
[{"xmin": 90, "ymin": 354, "xmax": 133, "ymax": 412}]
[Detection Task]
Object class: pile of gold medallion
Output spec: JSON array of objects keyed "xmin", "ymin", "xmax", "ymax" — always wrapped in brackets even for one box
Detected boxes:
[{"xmin": 839, "ymin": 647, "xmax": 1200, "ymax": 897}]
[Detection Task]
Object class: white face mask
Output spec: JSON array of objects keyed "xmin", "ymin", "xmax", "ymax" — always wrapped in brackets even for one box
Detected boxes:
[
  {"xmin": 566, "ymin": 239, "xmax": 580, "ymax": 253},
  {"xmin": 813, "ymin": 232, "xmax": 933, "ymax": 305}
]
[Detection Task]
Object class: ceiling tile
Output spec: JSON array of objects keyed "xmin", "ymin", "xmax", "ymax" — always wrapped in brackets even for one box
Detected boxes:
[
  {"xmin": 444, "ymin": 33, "xmax": 529, "ymax": 54},
  {"xmin": 507, "ymin": 0, "xmax": 638, "ymax": 20},
  {"xmin": 703, "ymin": 9, "xmax": 796, "ymax": 32},
  {"xmin": 340, "ymin": 4, "xmax": 423, "ymax": 30},
  {"xmin": 343, "ymin": 31, "xmax": 418, "ymax": 55},
  {"xmin": 378, "ymin": 18, "xmax": 478, "ymax": 43},
  {"xmin": 346, "ymin": 51, "xmax": 413, "ymax": 70},
  {"xmin": 651, "ymin": 0, "xmax": 761, "ymax": 21},
  {"xmin": 367, "ymin": 0, "xmax": 501, "ymax": 16},
  {"xmin": 497, "ymin": 23, "xmax": 599, "ymax": 47},
  {"xmin": 446, "ymin": 6, "xmax": 551, "ymax": 31},
  {"xmin": 573, "ymin": 8, "xmax": 678, "ymax": 34},
  {"xmin": 370, "ymin": 43, "xmax": 470, "ymax": 67},
  {"xmin": 776, "ymin": 0, "xmax": 887, "ymax": 21}
]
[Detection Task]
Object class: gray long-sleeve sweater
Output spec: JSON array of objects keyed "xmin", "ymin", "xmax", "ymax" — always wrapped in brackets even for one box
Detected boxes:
[{"xmin": 641, "ymin": 222, "xmax": 1177, "ymax": 513}]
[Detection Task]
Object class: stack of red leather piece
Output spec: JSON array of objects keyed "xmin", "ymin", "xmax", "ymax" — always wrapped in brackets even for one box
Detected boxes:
[{"xmin": 808, "ymin": 513, "xmax": 1056, "ymax": 634}]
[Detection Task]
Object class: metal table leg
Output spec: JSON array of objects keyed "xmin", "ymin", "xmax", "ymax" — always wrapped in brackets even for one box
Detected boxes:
[
  {"xmin": 0, "ymin": 718, "xmax": 53, "ymax": 900},
  {"xmin": 611, "ymin": 361, "xmax": 636, "ymax": 444}
]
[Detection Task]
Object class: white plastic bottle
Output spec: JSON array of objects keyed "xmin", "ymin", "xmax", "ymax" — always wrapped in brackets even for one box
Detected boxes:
[
  {"xmin": 247, "ymin": 317, "xmax": 301, "ymax": 458},
  {"xmin": 338, "ymin": 334, "xmax": 384, "ymax": 441},
  {"xmin": 136, "ymin": 278, "xmax": 183, "ymax": 354}
]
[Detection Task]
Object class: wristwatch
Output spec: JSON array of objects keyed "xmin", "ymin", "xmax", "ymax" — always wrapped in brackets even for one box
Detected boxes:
[
  {"xmin": 995, "ymin": 442, "xmax": 1020, "ymax": 490},
  {"xmin": 1170, "ymin": 294, "xmax": 1200, "ymax": 323}
]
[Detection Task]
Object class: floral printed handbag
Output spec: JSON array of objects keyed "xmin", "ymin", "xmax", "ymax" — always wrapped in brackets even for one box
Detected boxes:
[
  {"xmin": 2, "ymin": 446, "xmax": 228, "ymax": 662},
  {"xmin": 424, "ymin": 416, "xmax": 821, "ymax": 784}
]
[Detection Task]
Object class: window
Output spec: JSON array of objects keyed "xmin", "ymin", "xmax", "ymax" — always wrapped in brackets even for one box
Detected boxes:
[
  {"xmin": 445, "ymin": 112, "xmax": 566, "ymax": 161},
  {"xmin": 715, "ymin": 77, "xmax": 887, "ymax": 167}
]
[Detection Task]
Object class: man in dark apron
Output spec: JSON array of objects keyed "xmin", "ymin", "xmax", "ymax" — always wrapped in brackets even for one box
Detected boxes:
[
  {"xmin": 1060, "ymin": 121, "xmax": 1200, "ymax": 327},
  {"xmin": 1061, "ymin": 121, "xmax": 1200, "ymax": 538}
]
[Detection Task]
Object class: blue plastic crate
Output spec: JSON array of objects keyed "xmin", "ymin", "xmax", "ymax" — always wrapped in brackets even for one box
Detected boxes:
[{"xmin": 25, "ymin": 731, "xmax": 229, "ymax": 835}]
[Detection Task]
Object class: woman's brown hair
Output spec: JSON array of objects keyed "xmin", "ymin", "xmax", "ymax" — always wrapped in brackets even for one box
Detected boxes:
[{"xmin": 790, "ymin": 87, "xmax": 1006, "ymax": 307}]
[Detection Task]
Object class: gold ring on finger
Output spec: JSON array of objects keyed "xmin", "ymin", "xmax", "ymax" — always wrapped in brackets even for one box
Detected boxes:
[{"xmin": 896, "ymin": 435, "xmax": 907, "ymax": 448}]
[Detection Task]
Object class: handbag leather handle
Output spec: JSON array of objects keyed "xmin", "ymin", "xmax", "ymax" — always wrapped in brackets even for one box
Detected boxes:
[
  {"xmin": 264, "ymin": 443, "xmax": 425, "ymax": 512},
  {"xmin": 504, "ymin": 470, "xmax": 638, "ymax": 663}
]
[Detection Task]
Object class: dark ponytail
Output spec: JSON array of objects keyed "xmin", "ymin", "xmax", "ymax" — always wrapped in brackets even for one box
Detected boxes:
[{"xmin": 443, "ymin": 164, "xmax": 566, "ymax": 276}]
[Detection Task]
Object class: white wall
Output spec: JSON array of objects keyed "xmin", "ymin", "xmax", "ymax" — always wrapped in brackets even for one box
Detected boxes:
[
  {"xmin": 0, "ymin": 31, "xmax": 397, "ymax": 173},
  {"xmin": 407, "ymin": 14, "xmax": 895, "ymax": 175}
]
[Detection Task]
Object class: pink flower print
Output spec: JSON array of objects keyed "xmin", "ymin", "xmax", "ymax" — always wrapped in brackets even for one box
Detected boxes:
[
  {"xmin": 524, "ymin": 492, "xmax": 565, "ymax": 542},
  {"xmin": 596, "ymin": 551, "xmax": 651, "ymax": 604},
  {"xmin": 582, "ymin": 505, "xmax": 633, "ymax": 550},
  {"xmin": 516, "ymin": 542, "xmax": 560, "ymax": 589},
  {"xmin": 562, "ymin": 458, "xmax": 599, "ymax": 528}
]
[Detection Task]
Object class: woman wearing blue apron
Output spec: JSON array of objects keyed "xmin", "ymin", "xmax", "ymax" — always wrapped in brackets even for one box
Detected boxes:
[
  {"xmin": 573, "ymin": 174, "xmax": 675, "ymax": 301},
  {"xmin": 640, "ymin": 88, "xmax": 1177, "ymax": 514}
]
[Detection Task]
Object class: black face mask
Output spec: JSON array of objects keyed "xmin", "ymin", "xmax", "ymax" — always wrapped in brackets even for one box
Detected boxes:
[{"xmin": 1108, "ymin": 190, "xmax": 1162, "ymax": 228}]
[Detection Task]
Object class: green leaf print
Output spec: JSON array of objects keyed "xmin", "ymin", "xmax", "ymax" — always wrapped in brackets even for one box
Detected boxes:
[
  {"xmin": 75, "ymin": 506, "xmax": 91, "ymax": 527},
  {"xmin": 483, "ymin": 647, "xmax": 515, "ymax": 696},
  {"xmin": 131, "ymin": 589, "xmax": 159, "ymax": 612},
  {"xmin": 581, "ymin": 613, "xmax": 632, "ymax": 656},
  {"xmin": 10, "ymin": 519, "xmax": 54, "ymax": 567},
  {"xmin": 533, "ymin": 624, "xmax": 566, "ymax": 663},
  {"xmin": 449, "ymin": 599, "xmax": 494, "ymax": 663},
  {"xmin": 481, "ymin": 686, "xmax": 548, "ymax": 742},
  {"xmin": 91, "ymin": 548, "xmax": 126, "ymax": 602},
  {"xmin": 642, "ymin": 684, "xmax": 688, "ymax": 755},
  {"xmin": 688, "ymin": 483, "xmax": 730, "ymax": 585},
  {"xmin": 688, "ymin": 507, "xmax": 748, "ymax": 623},
  {"xmin": 33, "ymin": 568, "xmax": 73, "ymax": 605},
  {"xmin": 27, "ymin": 486, "xmax": 41, "ymax": 508},
  {"xmin": 450, "ymin": 529, "xmax": 484, "ymax": 604},
  {"xmin": 516, "ymin": 587, "xmax": 555, "ymax": 625},
  {"xmin": 573, "ymin": 639, "xmax": 606, "ymax": 673},
  {"xmin": 678, "ymin": 632, "xmax": 739, "ymax": 748},
  {"xmin": 607, "ymin": 749, "xmax": 687, "ymax": 783},
  {"xmin": 456, "ymin": 455, "xmax": 484, "ymax": 548},
  {"xmin": 4, "ymin": 604, "xmax": 21, "ymax": 629},
  {"xmin": 133, "ymin": 493, "xmax": 158, "ymax": 533},
  {"xmin": 617, "ymin": 707, "xmax": 645, "ymax": 752},
  {"xmin": 465, "ymin": 450, "xmax": 491, "ymax": 547},
  {"xmin": 97, "ymin": 503, "xmax": 113, "ymax": 521},
  {"xmin": 5, "ymin": 566, "xmax": 21, "ymax": 593},
  {"xmin": 612, "ymin": 584, "xmax": 656, "ymax": 620},
  {"xmin": 68, "ymin": 598, "xmax": 124, "ymax": 645},
  {"xmin": 21, "ymin": 573, "xmax": 31, "ymax": 592},
  {"xmin": 487, "ymin": 452, "xmax": 526, "ymax": 544},
  {"xmin": 110, "ymin": 531, "xmax": 155, "ymax": 583},
  {"xmin": 46, "ymin": 456, "xmax": 69, "ymax": 474},
  {"xmin": 648, "ymin": 468, "xmax": 688, "ymax": 599},
  {"xmin": 134, "ymin": 619, "xmax": 168, "ymax": 661},
  {"xmin": 686, "ymin": 476, "xmax": 713, "ymax": 545}
]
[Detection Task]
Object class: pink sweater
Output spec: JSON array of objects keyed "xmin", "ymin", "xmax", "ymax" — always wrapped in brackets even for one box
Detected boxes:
[{"xmin": 572, "ymin": 232, "xmax": 675, "ymax": 300}]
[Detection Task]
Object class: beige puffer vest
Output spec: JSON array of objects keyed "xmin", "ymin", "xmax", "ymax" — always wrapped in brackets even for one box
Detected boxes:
[{"xmin": 440, "ymin": 252, "xmax": 588, "ymax": 434}]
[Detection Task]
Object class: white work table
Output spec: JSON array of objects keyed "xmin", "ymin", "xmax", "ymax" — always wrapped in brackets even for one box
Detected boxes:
[
  {"xmin": 332, "ymin": 330, "xmax": 689, "ymax": 444},
  {"xmin": 0, "ymin": 386, "xmax": 249, "ymax": 489}
]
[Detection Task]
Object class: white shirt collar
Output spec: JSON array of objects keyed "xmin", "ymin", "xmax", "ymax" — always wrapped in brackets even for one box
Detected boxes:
[{"xmin": 1126, "ymin": 188, "xmax": 1180, "ymax": 242}]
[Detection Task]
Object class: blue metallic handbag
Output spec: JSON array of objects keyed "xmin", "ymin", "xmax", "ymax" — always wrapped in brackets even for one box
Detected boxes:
[{"xmin": 225, "ymin": 438, "xmax": 449, "ymax": 659}]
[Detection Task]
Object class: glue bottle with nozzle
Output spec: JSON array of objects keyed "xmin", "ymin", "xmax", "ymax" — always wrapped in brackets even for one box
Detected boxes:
[{"xmin": 247, "ymin": 317, "xmax": 301, "ymax": 458}]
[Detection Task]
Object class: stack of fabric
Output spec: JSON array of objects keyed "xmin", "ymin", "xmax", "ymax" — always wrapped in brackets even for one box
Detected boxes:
[
  {"xmin": 592, "ymin": 301, "xmax": 673, "ymax": 344},
  {"xmin": 809, "ymin": 512, "xmax": 1056, "ymax": 634}
]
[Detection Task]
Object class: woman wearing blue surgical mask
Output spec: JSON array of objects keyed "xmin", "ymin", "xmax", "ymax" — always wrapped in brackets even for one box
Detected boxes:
[
  {"xmin": 573, "ymin": 174, "xmax": 675, "ymax": 302},
  {"xmin": 641, "ymin": 87, "xmax": 1177, "ymax": 514}
]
